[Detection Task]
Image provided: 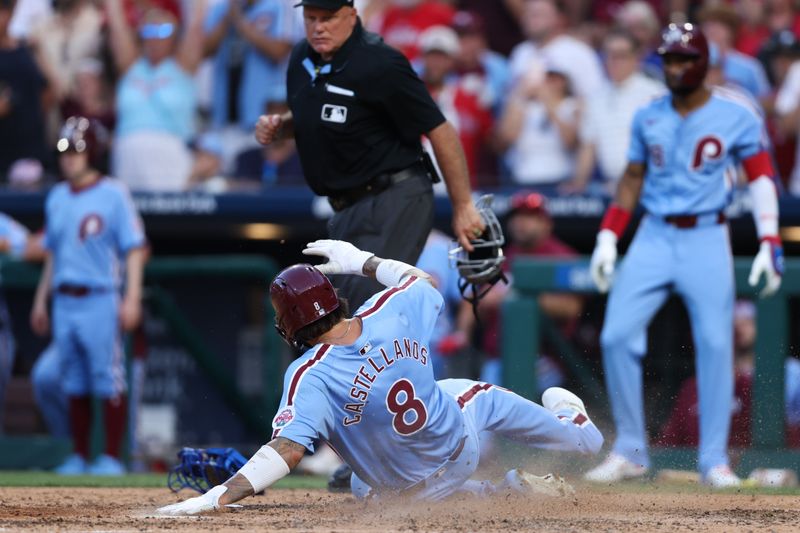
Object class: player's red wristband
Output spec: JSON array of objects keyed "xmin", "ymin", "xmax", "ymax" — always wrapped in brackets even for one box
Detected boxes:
[
  {"xmin": 761, "ymin": 235, "xmax": 782, "ymax": 246},
  {"xmin": 600, "ymin": 204, "xmax": 632, "ymax": 238}
]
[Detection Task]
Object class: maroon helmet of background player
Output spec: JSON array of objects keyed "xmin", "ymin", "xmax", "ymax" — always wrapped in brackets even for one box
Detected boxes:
[
  {"xmin": 657, "ymin": 22, "xmax": 709, "ymax": 93},
  {"xmin": 56, "ymin": 115, "xmax": 109, "ymax": 168},
  {"xmin": 270, "ymin": 264, "xmax": 340, "ymax": 348}
]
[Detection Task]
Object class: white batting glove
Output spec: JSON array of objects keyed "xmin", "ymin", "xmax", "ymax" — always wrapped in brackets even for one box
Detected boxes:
[
  {"xmin": 748, "ymin": 238, "xmax": 784, "ymax": 298},
  {"xmin": 302, "ymin": 239, "xmax": 375, "ymax": 276},
  {"xmin": 157, "ymin": 485, "xmax": 228, "ymax": 516},
  {"xmin": 590, "ymin": 230, "xmax": 618, "ymax": 293}
]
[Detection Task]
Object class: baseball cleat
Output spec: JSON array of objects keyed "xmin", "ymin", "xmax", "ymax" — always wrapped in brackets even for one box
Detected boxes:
[
  {"xmin": 54, "ymin": 454, "xmax": 87, "ymax": 476},
  {"xmin": 702, "ymin": 465, "xmax": 741, "ymax": 488},
  {"xmin": 503, "ymin": 469, "xmax": 576, "ymax": 498},
  {"xmin": 87, "ymin": 454, "xmax": 126, "ymax": 476},
  {"xmin": 584, "ymin": 453, "xmax": 647, "ymax": 483},
  {"xmin": 542, "ymin": 387, "xmax": 589, "ymax": 419}
]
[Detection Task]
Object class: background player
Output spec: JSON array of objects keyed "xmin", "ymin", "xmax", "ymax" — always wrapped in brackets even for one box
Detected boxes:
[
  {"xmin": 586, "ymin": 23, "xmax": 783, "ymax": 488},
  {"xmin": 30, "ymin": 116, "xmax": 146, "ymax": 475},
  {"xmin": 157, "ymin": 239, "xmax": 602, "ymax": 514}
]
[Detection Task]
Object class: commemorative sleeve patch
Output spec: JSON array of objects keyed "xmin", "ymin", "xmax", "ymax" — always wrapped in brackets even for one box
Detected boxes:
[{"xmin": 272, "ymin": 406, "xmax": 295, "ymax": 430}]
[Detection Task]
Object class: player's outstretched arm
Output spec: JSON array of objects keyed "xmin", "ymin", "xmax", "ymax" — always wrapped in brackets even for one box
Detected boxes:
[
  {"xmin": 590, "ymin": 162, "xmax": 644, "ymax": 293},
  {"xmin": 156, "ymin": 437, "xmax": 305, "ymax": 516},
  {"xmin": 302, "ymin": 239, "xmax": 434, "ymax": 287},
  {"xmin": 743, "ymin": 153, "xmax": 783, "ymax": 297},
  {"xmin": 303, "ymin": 239, "xmax": 433, "ymax": 287}
]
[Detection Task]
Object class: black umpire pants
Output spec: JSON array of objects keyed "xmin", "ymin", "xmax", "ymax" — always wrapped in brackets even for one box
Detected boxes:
[{"xmin": 326, "ymin": 170, "xmax": 434, "ymax": 310}]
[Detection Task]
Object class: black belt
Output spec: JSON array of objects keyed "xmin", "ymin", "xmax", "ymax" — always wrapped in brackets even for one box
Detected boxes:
[
  {"xmin": 663, "ymin": 211, "xmax": 726, "ymax": 228},
  {"xmin": 327, "ymin": 161, "xmax": 427, "ymax": 213},
  {"xmin": 56, "ymin": 284, "xmax": 107, "ymax": 297}
]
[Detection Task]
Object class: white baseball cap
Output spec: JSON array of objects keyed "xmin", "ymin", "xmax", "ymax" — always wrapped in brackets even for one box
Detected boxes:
[{"xmin": 419, "ymin": 25, "xmax": 460, "ymax": 56}]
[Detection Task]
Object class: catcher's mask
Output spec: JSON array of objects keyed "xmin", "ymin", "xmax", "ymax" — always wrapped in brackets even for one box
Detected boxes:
[
  {"xmin": 270, "ymin": 264, "xmax": 340, "ymax": 350},
  {"xmin": 167, "ymin": 447, "xmax": 248, "ymax": 494},
  {"xmin": 449, "ymin": 195, "xmax": 507, "ymax": 314}
]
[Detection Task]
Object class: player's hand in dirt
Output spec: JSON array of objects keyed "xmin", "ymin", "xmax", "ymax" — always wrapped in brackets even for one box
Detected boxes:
[
  {"xmin": 748, "ymin": 237, "xmax": 783, "ymax": 298},
  {"xmin": 590, "ymin": 229, "xmax": 618, "ymax": 293},
  {"xmin": 302, "ymin": 240, "xmax": 375, "ymax": 276},
  {"xmin": 30, "ymin": 302, "xmax": 50, "ymax": 336},
  {"xmin": 157, "ymin": 485, "xmax": 230, "ymax": 516},
  {"xmin": 255, "ymin": 114, "xmax": 283, "ymax": 145}
]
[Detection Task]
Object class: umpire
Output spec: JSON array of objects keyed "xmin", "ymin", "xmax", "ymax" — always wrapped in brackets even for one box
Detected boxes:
[{"xmin": 255, "ymin": 0, "xmax": 483, "ymax": 309}]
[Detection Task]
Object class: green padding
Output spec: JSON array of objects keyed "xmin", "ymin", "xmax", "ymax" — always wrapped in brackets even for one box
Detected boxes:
[
  {"xmin": 0, "ymin": 255, "xmax": 278, "ymax": 288},
  {"xmin": 0, "ymin": 436, "xmax": 71, "ymax": 470}
]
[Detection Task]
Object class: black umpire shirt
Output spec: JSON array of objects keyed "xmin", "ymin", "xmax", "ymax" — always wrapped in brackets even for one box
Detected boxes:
[{"xmin": 286, "ymin": 18, "xmax": 446, "ymax": 196}]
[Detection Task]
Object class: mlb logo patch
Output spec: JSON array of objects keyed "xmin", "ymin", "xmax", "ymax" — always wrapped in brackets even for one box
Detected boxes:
[
  {"xmin": 322, "ymin": 104, "xmax": 347, "ymax": 124},
  {"xmin": 272, "ymin": 407, "xmax": 295, "ymax": 429},
  {"xmin": 359, "ymin": 343, "xmax": 372, "ymax": 356}
]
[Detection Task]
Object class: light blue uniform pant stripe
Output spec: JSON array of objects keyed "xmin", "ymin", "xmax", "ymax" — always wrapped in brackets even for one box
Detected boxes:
[{"xmin": 601, "ymin": 216, "xmax": 733, "ymax": 474}]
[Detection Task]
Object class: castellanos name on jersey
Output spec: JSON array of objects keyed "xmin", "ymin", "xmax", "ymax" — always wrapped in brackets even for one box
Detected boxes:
[
  {"xmin": 272, "ymin": 276, "xmax": 465, "ymax": 491},
  {"xmin": 629, "ymin": 87, "xmax": 769, "ymax": 216}
]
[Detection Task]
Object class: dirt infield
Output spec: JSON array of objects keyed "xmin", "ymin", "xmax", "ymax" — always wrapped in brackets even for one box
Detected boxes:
[{"xmin": 1, "ymin": 485, "xmax": 800, "ymax": 532}]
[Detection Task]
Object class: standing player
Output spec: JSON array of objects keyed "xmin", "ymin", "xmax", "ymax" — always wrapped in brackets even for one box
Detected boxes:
[
  {"xmin": 30, "ymin": 116, "xmax": 146, "ymax": 475},
  {"xmin": 585, "ymin": 23, "xmax": 783, "ymax": 488},
  {"xmin": 157, "ymin": 240, "xmax": 602, "ymax": 514}
]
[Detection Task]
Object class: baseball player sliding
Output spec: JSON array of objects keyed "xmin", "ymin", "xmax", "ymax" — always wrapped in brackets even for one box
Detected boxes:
[
  {"xmin": 158, "ymin": 239, "xmax": 602, "ymax": 514},
  {"xmin": 586, "ymin": 23, "xmax": 783, "ymax": 488}
]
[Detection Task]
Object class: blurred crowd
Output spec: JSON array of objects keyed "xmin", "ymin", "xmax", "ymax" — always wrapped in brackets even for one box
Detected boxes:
[{"xmin": 4, "ymin": 0, "xmax": 800, "ymax": 195}]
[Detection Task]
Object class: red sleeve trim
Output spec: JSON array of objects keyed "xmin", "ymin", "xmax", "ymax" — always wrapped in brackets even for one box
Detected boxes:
[
  {"xmin": 600, "ymin": 204, "xmax": 632, "ymax": 238},
  {"xmin": 761, "ymin": 235, "xmax": 782, "ymax": 245},
  {"xmin": 742, "ymin": 151, "xmax": 775, "ymax": 182}
]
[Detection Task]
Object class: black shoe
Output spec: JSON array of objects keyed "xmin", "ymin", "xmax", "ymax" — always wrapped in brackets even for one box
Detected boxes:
[{"xmin": 328, "ymin": 463, "xmax": 352, "ymax": 492}]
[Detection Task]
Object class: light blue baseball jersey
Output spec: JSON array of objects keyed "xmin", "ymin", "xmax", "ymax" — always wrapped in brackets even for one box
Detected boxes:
[
  {"xmin": 116, "ymin": 58, "xmax": 197, "ymax": 142},
  {"xmin": 629, "ymin": 87, "xmax": 769, "ymax": 216},
  {"xmin": 0, "ymin": 212, "xmax": 29, "ymax": 259},
  {"xmin": 44, "ymin": 179, "xmax": 145, "ymax": 290},
  {"xmin": 272, "ymin": 276, "xmax": 466, "ymax": 491}
]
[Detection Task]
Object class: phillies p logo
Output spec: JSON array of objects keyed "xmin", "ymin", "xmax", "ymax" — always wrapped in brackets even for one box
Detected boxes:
[{"xmin": 691, "ymin": 136, "xmax": 724, "ymax": 170}]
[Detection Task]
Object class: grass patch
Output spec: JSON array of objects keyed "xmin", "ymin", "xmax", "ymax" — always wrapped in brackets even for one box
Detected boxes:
[{"xmin": 0, "ymin": 472, "xmax": 328, "ymax": 490}]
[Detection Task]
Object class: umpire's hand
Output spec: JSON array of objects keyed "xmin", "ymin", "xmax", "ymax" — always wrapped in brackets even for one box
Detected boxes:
[{"xmin": 255, "ymin": 114, "xmax": 283, "ymax": 145}]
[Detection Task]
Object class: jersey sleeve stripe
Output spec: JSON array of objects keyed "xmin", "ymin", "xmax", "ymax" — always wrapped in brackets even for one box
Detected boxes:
[
  {"xmin": 456, "ymin": 383, "xmax": 493, "ymax": 409},
  {"xmin": 357, "ymin": 276, "xmax": 418, "ymax": 319},
  {"xmin": 287, "ymin": 343, "xmax": 332, "ymax": 406}
]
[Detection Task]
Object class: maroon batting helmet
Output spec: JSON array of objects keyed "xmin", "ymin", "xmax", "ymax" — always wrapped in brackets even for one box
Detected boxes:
[
  {"xmin": 270, "ymin": 264, "xmax": 339, "ymax": 348},
  {"xmin": 56, "ymin": 116, "xmax": 108, "ymax": 167},
  {"xmin": 657, "ymin": 22, "xmax": 709, "ymax": 92}
]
